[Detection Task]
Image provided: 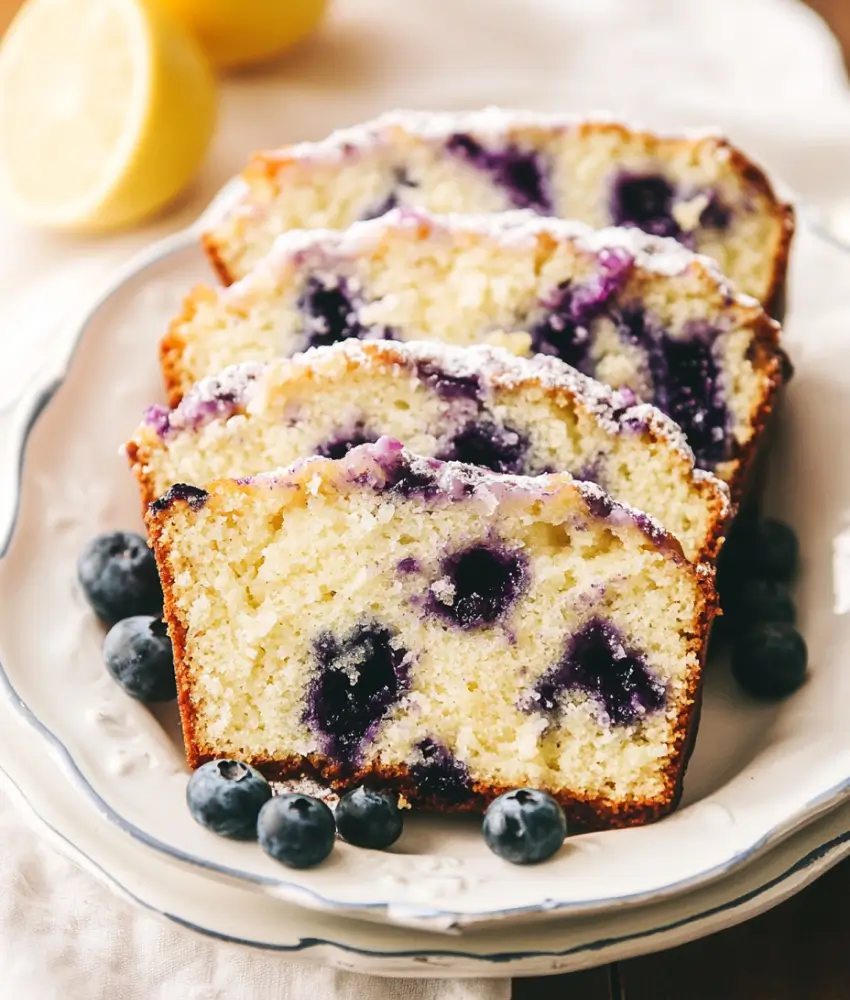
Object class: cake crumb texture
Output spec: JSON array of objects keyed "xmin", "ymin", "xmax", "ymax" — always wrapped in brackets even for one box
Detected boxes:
[{"xmin": 147, "ymin": 441, "xmax": 717, "ymax": 830}]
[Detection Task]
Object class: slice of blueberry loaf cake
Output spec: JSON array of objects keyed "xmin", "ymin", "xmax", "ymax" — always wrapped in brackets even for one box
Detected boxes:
[
  {"xmin": 129, "ymin": 341, "xmax": 730, "ymax": 563},
  {"xmin": 204, "ymin": 109, "xmax": 793, "ymax": 311},
  {"xmin": 146, "ymin": 439, "xmax": 717, "ymax": 829},
  {"xmin": 163, "ymin": 208, "xmax": 787, "ymax": 499}
]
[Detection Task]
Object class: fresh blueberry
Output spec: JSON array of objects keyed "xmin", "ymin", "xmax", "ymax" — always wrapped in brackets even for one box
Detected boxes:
[
  {"xmin": 335, "ymin": 786, "xmax": 404, "ymax": 850},
  {"xmin": 103, "ymin": 616, "xmax": 176, "ymax": 702},
  {"xmin": 78, "ymin": 530, "xmax": 163, "ymax": 623},
  {"xmin": 714, "ymin": 515, "xmax": 755, "ymax": 611},
  {"xmin": 732, "ymin": 579, "xmax": 796, "ymax": 627},
  {"xmin": 482, "ymin": 789, "xmax": 567, "ymax": 864},
  {"xmin": 186, "ymin": 760, "xmax": 273, "ymax": 839},
  {"xmin": 715, "ymin": 551, "xmax": 741, "ymax": 608},
  {"xmin": 746, "ymin": 519, "xmax": 799, "ymax": 582},
  {"xmin": 731, "ymin": 622, "xmax": 808, "ymax": 700},
  {"xmin": 258, "ymin": 793, "xmax": 337, "ymax": 869}
]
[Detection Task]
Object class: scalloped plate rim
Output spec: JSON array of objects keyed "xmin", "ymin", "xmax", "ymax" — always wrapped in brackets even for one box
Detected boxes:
[
  {"xmin": 2, "ymin": 688, "xmax": 850, "ymax": 976},
  {"xmin": 0, "ymin": 194, "xmax": 847, "ymax": 930}
]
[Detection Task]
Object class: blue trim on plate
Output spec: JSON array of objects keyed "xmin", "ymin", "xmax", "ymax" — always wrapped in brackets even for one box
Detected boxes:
[
  {"xmin": 0, "ymin": 375, "xmax": 62, "ymax": 558},
  {"xmin": 167, "ymin": 827, "xmax": 850, "ymax": 960},
  {"xmin": 1, "ymin": 213, "xmax": 850, "ymax": 927},
  {"xmin": 3, "ymin": 760, "xmax": 850, "ymax": 964}
]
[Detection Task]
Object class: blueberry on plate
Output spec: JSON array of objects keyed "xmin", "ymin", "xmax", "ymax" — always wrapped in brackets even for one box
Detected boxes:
[
  {"xmin": 732, "ymin": 622, "xmax": 808, "ymax": 700},
  {"xmin": 482, "ymin": 788, "xmax": 567, "ymax": 865},
  {"xmin": 78, "ymin": 531, "xmax": 163, "ymax": 623},
  {"xmin": 733, "ymin": 578, "xmax": 796, "ymax": 627},
  {"xmin": 744, "ymin": 518, "xmax": 799, "ymax": 582},
  {"xmin": 258, "ymin": 793, "xmax": 336, "ymax": 869},
  {"xmin": 103, "ymin": 616, "xmax": 176, "ymax": 702},
  {"xmin": 335, "ymin": 786, "xmax": 403, "ymax": 850},
  {"xmin": 186, "ymin": 760, "xmax": 272, "ymax": 840}
]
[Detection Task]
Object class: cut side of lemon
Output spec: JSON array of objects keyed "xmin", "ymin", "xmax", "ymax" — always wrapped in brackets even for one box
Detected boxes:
[{"xmin": 0, "ymin": 0, "xmax": 217, "ymax": 231}]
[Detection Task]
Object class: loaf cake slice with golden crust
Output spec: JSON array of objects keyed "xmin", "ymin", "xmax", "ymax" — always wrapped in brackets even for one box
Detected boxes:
[
  {"xmin": 147, "ymin": 439, "xmax": 717, "ymax": 830},
  {"xmin": 129, "ymin": 341, "xmax": 730, "ymax": 563},
  {"xmin": 164, "ymin": 208, "xmax": 787, "ymax": 500},
  {"xmin": 203, "ymin": 108, "xmax": 793, "ymax": 311}
]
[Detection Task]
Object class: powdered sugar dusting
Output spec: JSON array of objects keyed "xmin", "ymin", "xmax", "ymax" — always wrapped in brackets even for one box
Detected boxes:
[
  {"xmin": 244, "ymin": 436, "xmax": 688, "ymax": 559},
  {"xmin": 305, "ymin": 338, "xmax": 703, "ymax": 465},
  {"xmin": 146, "ymin": 363, "xmax": 264, "ymax": 438},
  {"xmin": 222, "ymin": 207, "xmax": 757, "ymax": 309},
  {"xmin": 575, "ymin": 479, "xmax": 679, "ymax": 556},
  {"xmin": 262, "ymin": 108, "xmax": 725, "ymax": 167}
]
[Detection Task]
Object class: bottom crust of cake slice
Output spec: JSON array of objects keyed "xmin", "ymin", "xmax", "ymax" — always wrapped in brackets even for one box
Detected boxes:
[{"xmin": 147, "ymin": 440, "xmax": 717, "ymax": 831}]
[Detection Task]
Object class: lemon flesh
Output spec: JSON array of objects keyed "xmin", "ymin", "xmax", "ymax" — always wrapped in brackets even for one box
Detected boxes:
[
  {"xmin": 0, "ymin": 0, "xmax": 216, "ymax": 231},
  {"xmin": 162, "ymin": 0, "xmax": 329, "ymax": 70}
]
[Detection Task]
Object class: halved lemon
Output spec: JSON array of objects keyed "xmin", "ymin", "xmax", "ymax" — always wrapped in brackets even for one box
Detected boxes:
[
  {"xmin": 0, "ymin": 0, "xmax": 217, "ymax": 231},
  {"xmin": 161, "ymin": 0, "xmax": 329, "ymax": 71}
]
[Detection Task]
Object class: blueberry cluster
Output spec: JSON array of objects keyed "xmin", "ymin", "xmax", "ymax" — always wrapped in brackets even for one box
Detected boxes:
[
  {"xmin": 186, "ymin": 763, "xmax": 568, "ymax": 868},
  {"xmin": 186, "ymin": 767, "xmax": 404, "ymax": 868},
  {"xmin": 717, "ymin": 515, "xmax": 807, "ymax": 699},
  {"xmin": 78, "ymin": 531, "xmax": 177, "ymax": 703}
]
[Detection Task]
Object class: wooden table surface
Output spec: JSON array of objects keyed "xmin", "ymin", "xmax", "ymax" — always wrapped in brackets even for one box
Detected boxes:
[
  {"xmin": 513, "ymin": 857, "xmax": 850, "ymax": 997},
  {"xmin": 513, "ymin": 3, "xmax": 850, "ymax": 995}
]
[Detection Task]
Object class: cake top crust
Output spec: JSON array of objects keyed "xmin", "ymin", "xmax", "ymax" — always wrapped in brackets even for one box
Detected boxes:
[
  {"xmin": 142, "ymin": 337, "xmax": 725, "ymax": 497},
  {"xmin": 258, "ymin": 107, "xmax": 729, "ymax": 166},
  {"xmin": 149, "ymin": 436, "xmax": 703, "ymax": 570},
  {"xmin": 229, "ymin": 207, "xmax": 767, "ymax": 313}
]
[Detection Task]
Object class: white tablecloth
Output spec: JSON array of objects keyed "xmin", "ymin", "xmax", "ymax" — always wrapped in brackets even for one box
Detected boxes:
[{"xmin": 2, "ymin": 0, "xmax": 850, "ymax": 995}]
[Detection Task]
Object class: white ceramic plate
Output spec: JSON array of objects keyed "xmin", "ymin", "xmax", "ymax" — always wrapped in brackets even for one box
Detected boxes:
[
  {"xmin": 3, "ymin": 666, "xmax": 850, "ymax": 978},
  {"xmin": 0, "ymin": 198, "xmax": 849, "ymax": 933}
]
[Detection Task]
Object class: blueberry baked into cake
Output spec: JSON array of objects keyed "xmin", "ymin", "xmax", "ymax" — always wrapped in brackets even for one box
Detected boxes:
[
  {"xmin": 129, "ymin": 340, "xmax": 730, "ymax": 563},
  {"xmin": 146, "ymin": 439, "xmax": 717, "ymax": 829},
  {"xmin": 163, "ymin": 208, "xmax": 787, "ymax": 499},
  {"xmin": 203, "ymin": 109, "xmax": 794, "ymax": 311}
]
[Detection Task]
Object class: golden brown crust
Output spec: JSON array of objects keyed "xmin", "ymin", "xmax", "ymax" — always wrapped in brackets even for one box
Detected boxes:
[
  {"xmin": 159, "ymin": 286, "xmax": 216, "ymax": 408},
  {"xmin": 664, "ymin": 567, "xmax": 717, "ymax": 819},
  {"xmin": 720, "ymin": 143, "xmax": 795, "ymax": 320},
  {"xmin": 192, "ymin": 750, "xmax": 682, "ymax": 831},
  {"xmin": 145, "ymin": 506, "xmax": 204, "ymax": 768},
  {"xmin": 727, "ymin": 318, "xmax": 789, "ymax": 508},
  {"xmin": 147, "ymin": 471, "xmax": 718, "ymax": 833},
  {"xmin": 124, "ymin": 438, "xmax": 158, "ymax": 514},
  {"xmin": 202, "ymin": 231, "xmax": 236, "ymax": 287}
]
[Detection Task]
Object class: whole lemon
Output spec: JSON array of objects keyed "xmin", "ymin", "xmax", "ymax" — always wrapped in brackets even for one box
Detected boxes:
[{"xmin": 161, "ymin": 0, "xmax": 330, "ymax": 70}]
